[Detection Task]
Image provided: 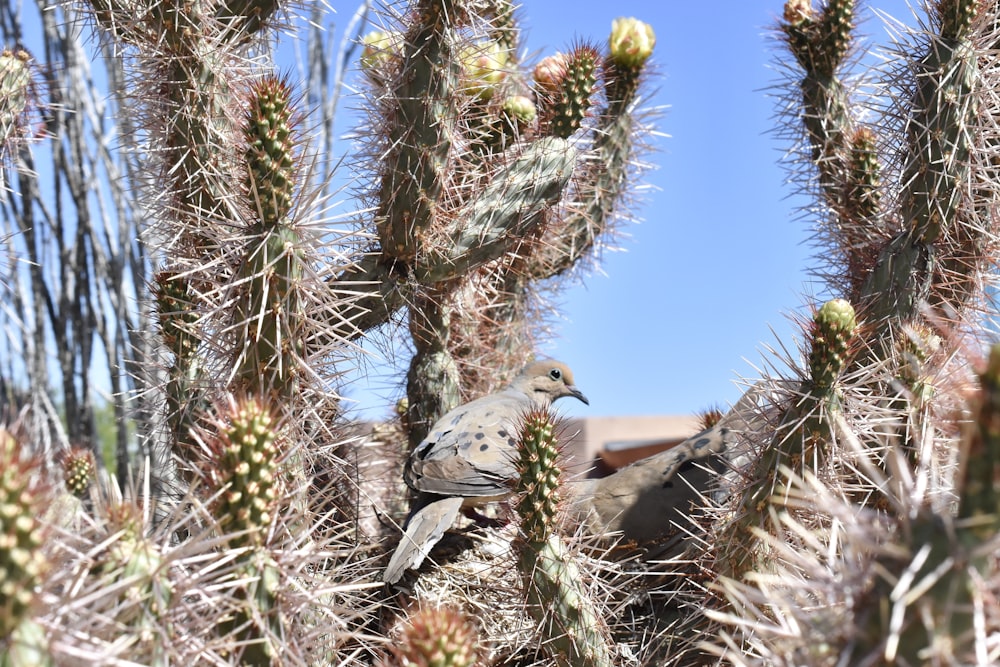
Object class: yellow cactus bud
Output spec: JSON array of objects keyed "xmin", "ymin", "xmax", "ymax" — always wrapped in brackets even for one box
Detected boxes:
[
  {"xmin": 608, "ymin": 17, "xmax": 655, "ymax": 69},
  {"xmin": 461, "ymin": 41, "xmax": 509, "ymax": 99},
  {"xmin": 784, "ymin": 0, "xmax": 814, "ymax": 25},
  {"xmin": 360, "ymin": 30, "xmax": 397, "ymax": 72}
]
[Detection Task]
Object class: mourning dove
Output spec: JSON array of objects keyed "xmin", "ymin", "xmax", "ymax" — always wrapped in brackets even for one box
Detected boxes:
[
  {"xmin": 567, "ymin": 380, "xmax": 773, "ymax": 552},
  {"xmin": 568, "ymin": 422, "xmax": 731, "ymax": 549},
  {"xmin": 383, "ymin": 360, "xmax": 588, "ymax": 584}
]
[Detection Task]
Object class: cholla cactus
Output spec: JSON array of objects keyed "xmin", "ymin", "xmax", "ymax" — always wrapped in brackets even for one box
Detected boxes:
[
  {"xmin": 353, "ymin": 4, "xmax": 656, "ymax": 446},
  {"xmin": 664, "ymin": 1, "xmax": 1000, "ymax": 664}
]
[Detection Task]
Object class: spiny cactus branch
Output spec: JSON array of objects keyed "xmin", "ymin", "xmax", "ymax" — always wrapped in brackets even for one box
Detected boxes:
[{"xmin": 417, "ymin": 137, "xmax": 577, "ymax": 283}]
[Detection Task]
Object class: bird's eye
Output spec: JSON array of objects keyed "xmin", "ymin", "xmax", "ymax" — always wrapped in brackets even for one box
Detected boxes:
[{"xmin": 548, "ymin": 368, "xmax": 562, "ymax": 381}]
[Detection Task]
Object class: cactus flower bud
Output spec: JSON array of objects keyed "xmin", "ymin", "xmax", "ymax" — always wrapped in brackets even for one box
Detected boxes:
[
  {"xmin": 360, "ymin": 30, "xmax": 396, "ymax": 72},
  {"xmin": 784, "ymin": 0, "xmax": 814, "ymax": 25},
  {"xmin": 461, "ymin": 41, "xmax": 509, "ymax": 99},
  {"xmin": 809, "ymin": 298, "xmax": 857, "ymax": 390},
  {"xmin": 502, "ymin": 95, "xmax": 537, "ymax": 125},
  {"xmin": 0, "ymin": 46, "xmax": 36, "ymax": 146},
  {"xmin": 608, "ymin": 17, "xmax": 655, "ymax": 69},
  {"xmin": 533, "ymin": 52, "xmax": 569, "ymax": 92}
]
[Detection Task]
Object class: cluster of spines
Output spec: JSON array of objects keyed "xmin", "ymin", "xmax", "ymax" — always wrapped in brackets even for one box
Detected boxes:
[
  {"xmin": 97, "ymin": 499, "xmax": 172, "ymax": 665},
  {"xmin": 844, "ymin": 342, "xmax": 1000, "ymax": 664}
]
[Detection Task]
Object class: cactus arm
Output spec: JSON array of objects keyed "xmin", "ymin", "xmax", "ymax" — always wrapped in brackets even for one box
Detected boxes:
[
  {"xmin": 717, "ymin": 300, "xmax": 858, "ymax": 579},
  {"xmin": 375, "ymin": 0, "xmax": 461, "ymax": 264},
  {"xmin": 416, "ymin": 137, "xmax": 577, "ymax": 283},
  {"xmin": 531, "ymin": 23, "xmax": 654, "ymax": 279},
  {"xmin": 515, "ymin": 410, "xmax": 614, "ymax": 667},
  {"xmin": 899, "ymin": 1, "xmax": 979, "ymax": 247},
  {"xmin": 783, "ymin": 0, "xmax": 855, "ymax": 188}
]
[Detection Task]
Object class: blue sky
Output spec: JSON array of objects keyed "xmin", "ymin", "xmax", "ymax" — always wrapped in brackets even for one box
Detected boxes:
[{"xmin": 343, "ymin": 0, "xmax": 917, "ymax": 421}]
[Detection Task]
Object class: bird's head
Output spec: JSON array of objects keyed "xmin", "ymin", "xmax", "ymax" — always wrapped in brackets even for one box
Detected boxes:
[{"xmin": 513, "ymin": 360, "xmax": 589, "ymax": 406}]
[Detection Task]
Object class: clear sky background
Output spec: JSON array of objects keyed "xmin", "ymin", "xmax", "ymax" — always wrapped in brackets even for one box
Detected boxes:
[{"xmin": 342, "ymin": 0, "xmax": 917, "ymax": 421}]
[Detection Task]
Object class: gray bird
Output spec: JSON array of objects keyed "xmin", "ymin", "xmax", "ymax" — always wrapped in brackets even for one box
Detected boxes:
[{"xmin": 384, "ymin": 360, "xmax": 588, "ymax": 584}]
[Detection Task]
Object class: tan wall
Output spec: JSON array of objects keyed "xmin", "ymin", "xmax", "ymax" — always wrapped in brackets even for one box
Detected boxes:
[{"xmin": 561, "ymin": 414, "xmax": 702, "ymax": 476}]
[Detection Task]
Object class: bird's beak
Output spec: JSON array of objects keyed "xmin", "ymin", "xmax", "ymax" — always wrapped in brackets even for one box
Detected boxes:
[{"xmin": 568, "ymin": 386, "xmax": 589, "ymax": 405}]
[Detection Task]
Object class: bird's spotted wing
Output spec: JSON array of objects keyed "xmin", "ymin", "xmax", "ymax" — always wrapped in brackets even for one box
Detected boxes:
[{"xmin": 407, "ymin": 391, "xmax": 524, "ymax": 497}]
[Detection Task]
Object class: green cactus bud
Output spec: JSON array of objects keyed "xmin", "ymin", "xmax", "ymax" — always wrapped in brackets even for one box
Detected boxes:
[
  {"xmin": 502, "ymin": 94, "xmax": 536, "ymax": 127},
  {"xmin": 204, "ymin": 396, "xmax": 280, "ymax": 549},
  {"xmin": 0, "ymin": 430, "xmax": 46, "ymax": 641},
  {"xmin": 808, "ymin": 298, "xmax": 857, "ymax": 390},
  {"xmin": 60, "ymin": 446, "xmax": 95, "ymax": 498},
  {"xmin": 389, "ymin": 605, "xmax": 481, "ymax": 667},
  {"xmin": 546, "ymin": 45, "xmax": 600, "ymax": 139},
  {"xmin": 608, "ymin": 17, "xmax": 655, "ymax": 70},
  {"xmin": 244, "ymin": 76, "xmax": 298, "ymax": 228}
]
